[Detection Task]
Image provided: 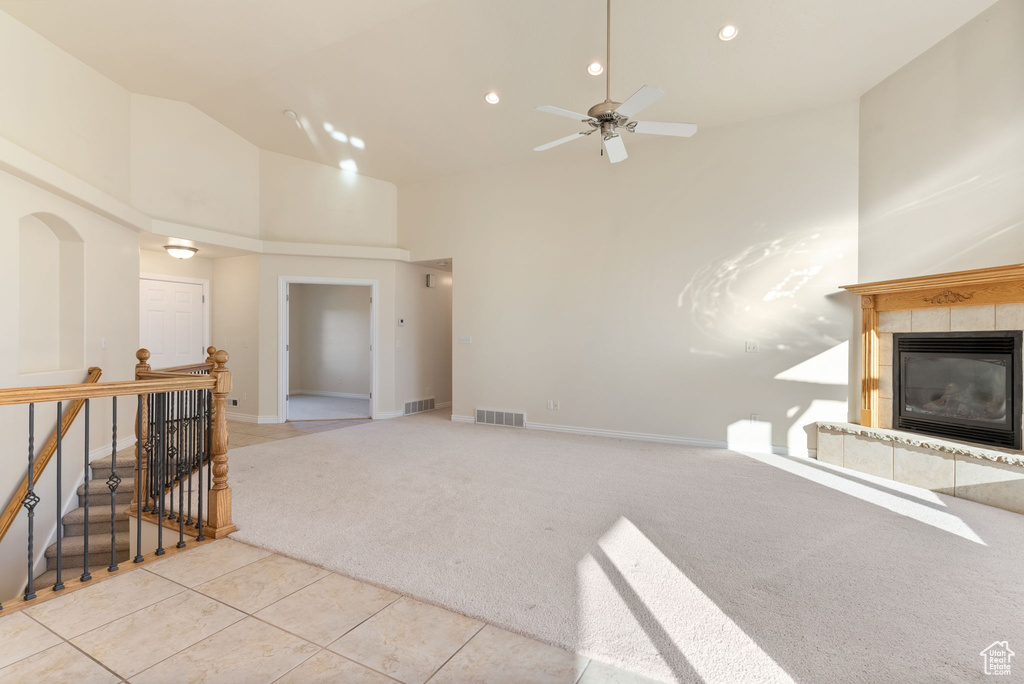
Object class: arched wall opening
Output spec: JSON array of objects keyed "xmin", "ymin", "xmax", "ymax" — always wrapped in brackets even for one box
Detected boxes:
[{"xmin": 18, "ymin": 212, "xmax": 85, "ymax": 374}]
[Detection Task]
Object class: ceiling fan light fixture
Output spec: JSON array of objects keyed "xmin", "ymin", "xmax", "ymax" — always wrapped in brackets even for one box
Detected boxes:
[
  {"xmin": 484, "ymin": 91, "xmax": 500, "ymax": 104},
  {"xmin": 718, "ymin": 24, "xmax": 739, "ymax": 41},
  {"xmin": 164, "ymin": 245, "xmax": 198, "ymax": 259},
  {"xmin": 587, "ymin": 61, "xmax": 604, "ymax": 76}
]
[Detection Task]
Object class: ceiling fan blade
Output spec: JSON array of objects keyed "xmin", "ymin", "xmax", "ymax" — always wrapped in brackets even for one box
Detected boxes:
[
  {"xmin": 603, "ymin": 135, "xmax": 627, "ymax": 163},
  {"xmin": 536, "ymin": 105, "xmax": 592, "ymax": 121},
  {"xmin": 534, "ymin": 133, "xmax": 586, "ymax": 152},
  {"xmin": 615, "ymin": 85, "xmax": 664, "ymax": 119},
  {"xmin": 632, "ymin": 121, "xmax": 698, "ymax": 137}
]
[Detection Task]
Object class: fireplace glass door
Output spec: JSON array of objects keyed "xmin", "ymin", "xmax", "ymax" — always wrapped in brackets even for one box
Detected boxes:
[{"xmin": 894, "ymin": 332, "xmax": 1022, "ymax": 449}]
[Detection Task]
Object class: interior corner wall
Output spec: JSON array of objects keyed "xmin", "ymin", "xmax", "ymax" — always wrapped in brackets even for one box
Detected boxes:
[
  {"xmin": 257, "ymin": 256, "xmax": 398, "ymax": 420},
  {"xmin": 130, "ymin": 94, "xmax": 260, "ymax": 238},
  {"xmin": 859, "ymin": 0, "xmax": 1024, "ymax": 282},
  {"xmin": 289, "ymin": 284, "xmax": 373, "ymax": 396},
  {"xmin": 259, "ymin": 149, "xmax": 398, "ymax": 247},
  {"xmin": 0, "ymin": 169, "xmax": 140, "ymax": 600},
  {"xmin": 396, "ymin": 264, "xmax": 452, "ymax": 406},
  {"xmin": 212, "ymin": 255, "xmax": 260, "ymax": 417},
  {"xmin": 0, "ymin": 10, "xmax": 131, "ymax": 201},
  {"xmin": 398, "ymin": 101, "xmax": 860, "ymax": 453}
]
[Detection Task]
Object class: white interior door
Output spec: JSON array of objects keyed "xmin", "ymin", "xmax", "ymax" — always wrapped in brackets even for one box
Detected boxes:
[{"xmin": 140, "ymin": 278, "xmax": 205, "ymax": 369}]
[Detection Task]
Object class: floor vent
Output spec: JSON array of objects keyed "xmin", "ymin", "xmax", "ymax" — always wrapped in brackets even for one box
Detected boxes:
[
  {"xmin": 475, "ymin": 408, "xmax": 525, "ymax": 428},
  {"xmin": 404, "ymin": 397, "xmax": 436, "ymax": 415}
]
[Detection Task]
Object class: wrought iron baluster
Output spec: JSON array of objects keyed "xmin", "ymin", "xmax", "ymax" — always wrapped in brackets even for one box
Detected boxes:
[
  {"xmin": 177, "ymin": 390, "xmax": 186, "ymax": 548},
  {"xmin": 186, "ymin": 389, "xmax": 194, "ymax": 527},
  {"xmin": 54, "ymin": 402, "xmax": 65, "ymax": 591},
  {"xmin": 24, "ymin": 403, "xmax": 39, "ymax": 601},
  {"xmin": 81, "ymin": 399, "xmax": 91, "ymax": 582},
  {"xmin": 167, "ymin": 392, "xmax": 176, "ymax": 522},
  {"xmin": 155, "ymin": 393, "xmax": 166, "ymax": 556},
  {"xmin": 196, "ymin": 389, "xmax": 206, "ymax": 541},
  {"xmin": 108, "ymin": 397, "xmax": 120, "ymax": 572},
  {"xmin": 134, "ymin": 394, "xmax": 144, "ymax": 563}
]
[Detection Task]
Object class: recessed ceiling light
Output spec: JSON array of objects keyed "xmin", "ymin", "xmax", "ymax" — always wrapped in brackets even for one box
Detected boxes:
[
  {"xmin": 283, "ymin": 109, "xmax": 297, "ymax": 120},
  {"xmin": 718, "ymin": 24, "xmax": 738, "ymax": 41},
  {"xmin": 350, "ymin": 137, "xmax": 365, "ymax": 149},
  {"xmin": 587, "ymin": 62, "xmax": 604, "ymax": 76},
  {"xmin": 339, "ymin": 159, "xmax": 358, "ymax": 173},
  {"xmin": 330, "ymin": 130, "xmax": 348, "ymax": 143},
  {"xmin": 484, "ymin": 92, "xmax": 500, "ymax": 104}
]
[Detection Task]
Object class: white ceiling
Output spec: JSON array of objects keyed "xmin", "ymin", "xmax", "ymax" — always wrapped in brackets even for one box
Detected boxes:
[{"xmin": 1, "ymin": 0, "xmax": 997, "ymax": 185}]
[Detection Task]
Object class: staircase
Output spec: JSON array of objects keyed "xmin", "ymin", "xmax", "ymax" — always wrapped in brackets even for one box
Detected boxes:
[{"xmin": 33, "ymin": 447, "xmax": 136, "ymax": 589}]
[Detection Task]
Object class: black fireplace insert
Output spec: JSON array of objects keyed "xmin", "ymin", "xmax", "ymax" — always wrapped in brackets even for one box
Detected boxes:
[{"xmin": 893, "ymin": 331, "xmax": 1022, "ymax": 449}]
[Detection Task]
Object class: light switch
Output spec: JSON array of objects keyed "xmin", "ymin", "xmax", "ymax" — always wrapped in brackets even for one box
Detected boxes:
[
  {"xmin": 459, "ymin": 336, "xmax": 473, "ymax": 344},
  {"xmin": 745, "ymin": 341, "xmax": 759, "ymax": 353}
]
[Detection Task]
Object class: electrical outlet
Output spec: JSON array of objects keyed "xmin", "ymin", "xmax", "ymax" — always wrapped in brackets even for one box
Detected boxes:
[
  {"xmin": 547, "ymin": 400, "xmax": 560, "ymax": 410},
  {"xmin": 459, "ymin": 336, "xmax": 472, "ymax": 344},
  {"xmin": 745, "ymin": 341, "xmax": 759, "ymax": 353},
  {"xmin": 242, "ymin": 338, "xmax": 249, "ymax": 349},
  {"xmin": 750, "ymin": 413, "xmax": 758, "ymax": 423}
]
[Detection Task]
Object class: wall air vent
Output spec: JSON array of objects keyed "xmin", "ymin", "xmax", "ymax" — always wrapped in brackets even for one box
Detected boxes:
[
  {"xmin": 404, "ymin": 397, "xmax": 436, "ymax": 415},
  {"xmin": 475, "ymin": 408, "xmax": 525, "ymax": 428}
]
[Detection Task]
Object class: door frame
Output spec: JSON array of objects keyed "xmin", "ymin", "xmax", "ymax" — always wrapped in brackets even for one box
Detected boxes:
[
  {"xmin": 139, "ymin": 273, "xmax": 212, "ymax": 363},
  {"xmin": 278, "ymin": 276, "xmax": 379, "ymax": 422}
]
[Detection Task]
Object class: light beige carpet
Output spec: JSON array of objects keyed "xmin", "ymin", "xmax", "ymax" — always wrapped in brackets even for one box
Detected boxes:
[{"xmin": 228, "ymin": 410, "xmax": 1024, "ymax": 683}]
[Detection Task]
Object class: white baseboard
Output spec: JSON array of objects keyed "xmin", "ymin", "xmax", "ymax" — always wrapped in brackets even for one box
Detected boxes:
[
  {"xmin": 436, "ymin": 401, "xmax": 452, "ymax": 409},
  {"xmin": 450, "ymin": 415, "xmax": 814, "ymax": 457},
  {"xmin": 292, "ymin": 390, "xmax": 370, "ymax": 400},
  {"xmin": 376, "ymin": 410, "xmax": 404, "ymax": 420}
]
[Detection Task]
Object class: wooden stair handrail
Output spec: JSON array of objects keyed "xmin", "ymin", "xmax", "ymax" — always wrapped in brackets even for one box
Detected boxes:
[
  {"xmin": 149, "ymin": 363, "xmax": 214, "ymax": 374},
  {"xmin": 0, "ymin": 367, "xmax": 102, "ymax": 547},
  {"xmin": 0, "ymin": 376, "xmax": 216, "ymax": 407}
]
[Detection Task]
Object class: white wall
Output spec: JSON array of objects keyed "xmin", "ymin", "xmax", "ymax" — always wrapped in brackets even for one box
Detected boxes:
[
  {"xmin": 131, "ymin": 95, "xmax": 260, "ymax": 238},
  {"xmin": 213, "ymin": 256, "xmax": 260, "ymax": 417},
  {"xmin": 396, "ymin": 264, "xmax": 452, "ymax": 406},
  {"xmin": 399, "ymin": 102, "xmax": 860, "ymax": 453},
  {"xmin": 259, "ymin": 149, "xmax": 398, "ymax": 247},
  {"xmin": 289, "ymin": 284, "xmax": 373, "ymax": 396},
  {"xmin": 859, "ymin": 0, "xmax": 1024, "ymax": 282},
  {"xmin": 0, "ymin": 169, "xmax": 139, "ymax": 600},
  {"xmin": 0, "ymin": 11, "xmax": 131, "ymax": 201}
]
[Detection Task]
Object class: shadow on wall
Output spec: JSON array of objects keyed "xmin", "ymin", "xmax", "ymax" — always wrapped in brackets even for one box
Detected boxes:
[{"xmin": 676, "ymin": 229, "xmax": 855, "ymax": 453}]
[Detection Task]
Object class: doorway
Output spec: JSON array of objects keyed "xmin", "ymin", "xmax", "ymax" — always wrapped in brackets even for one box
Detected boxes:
[
  {"xmin": 139, "ymin": 274, "xmax": 209, "ymax": 368},
  {"xmin": 279, "ymin": 277, "xmax": 378, "ymax": 421}
]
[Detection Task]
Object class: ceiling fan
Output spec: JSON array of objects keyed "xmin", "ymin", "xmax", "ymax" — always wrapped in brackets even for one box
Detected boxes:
[{"xmin": 534, "ymin": 0, "xmax": 697, "ymax": 163}]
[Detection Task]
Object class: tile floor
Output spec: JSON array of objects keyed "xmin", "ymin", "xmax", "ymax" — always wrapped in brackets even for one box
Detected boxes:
[
  {"xmin": 227, "ymin": 417, "xmax": 372, "ymax": 448},
  {"xmin": 0, "ymin": 539, "xmax": 659, "ymax": 684}
]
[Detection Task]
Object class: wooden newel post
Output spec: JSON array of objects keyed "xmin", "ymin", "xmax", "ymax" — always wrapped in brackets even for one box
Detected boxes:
[
  {"xmin": 205, "ymin": 346, "xmax": 217, "ymax": 365},
  {"xmin": 134, "ymin": 349, "xmax": 151, "ymax": 512},
  {"xmin": 207, "ymin": 350, "xmax": 236, "ymax": 537}
]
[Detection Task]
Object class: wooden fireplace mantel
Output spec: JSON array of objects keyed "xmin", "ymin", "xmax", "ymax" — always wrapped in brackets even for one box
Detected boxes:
[{"xmin": 841, "ymin": 264, "xmax": 1024, "ymax": 427}]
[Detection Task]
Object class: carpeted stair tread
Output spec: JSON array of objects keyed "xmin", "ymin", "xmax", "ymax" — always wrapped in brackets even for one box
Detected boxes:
[
  {"xmin": 77, "ymin": 478, "xmax": 135, "ymax": 497},
  {"xmin": 62, "ymin": 504, "xmax": 130, "ymax": 525},
  {"xmin": 45, "ymin": 532, "xmax": 129, "ymax": 558}
]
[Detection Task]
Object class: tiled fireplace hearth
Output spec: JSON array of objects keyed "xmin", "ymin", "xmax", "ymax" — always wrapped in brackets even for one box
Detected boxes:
[{"xmin": 816, "ymin": 266, "xmax": 1024, "ymax": 515}]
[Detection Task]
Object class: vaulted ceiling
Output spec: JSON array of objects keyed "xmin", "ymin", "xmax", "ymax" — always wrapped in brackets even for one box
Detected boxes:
[{"xmin": 0, "ymin": 0, "xmax": 998, "ymax": 185}]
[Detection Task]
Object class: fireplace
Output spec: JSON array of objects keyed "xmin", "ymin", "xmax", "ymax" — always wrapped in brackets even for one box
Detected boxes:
[{"xmin": 893, "ymin": 332, "xmax": 1022, "ymax": 449}]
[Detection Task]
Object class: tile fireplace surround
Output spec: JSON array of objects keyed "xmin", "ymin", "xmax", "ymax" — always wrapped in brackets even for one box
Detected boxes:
[{"xmin": 815, "ymin": 265, "xmax": 1024, "ymax": 515}]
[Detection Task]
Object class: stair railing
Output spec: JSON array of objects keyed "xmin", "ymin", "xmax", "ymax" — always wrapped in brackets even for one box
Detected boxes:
[
  {"xmin": 0, "ymin": 348, "xmax": 233, "ymax": 613},
  {"xmin": 130, "ymin": 347, "xmax": 235, "ymax": 543},
  {"xmin": 0, "ymin": 367, "xmax": 102, "ymax": 549}
]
